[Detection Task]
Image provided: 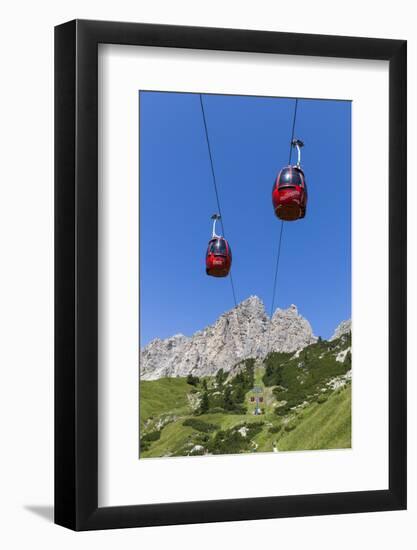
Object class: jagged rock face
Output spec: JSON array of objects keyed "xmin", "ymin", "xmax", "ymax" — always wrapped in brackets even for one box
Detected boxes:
[
  {"xmin": 330, "ymin": 319, "xmax": 352, "ymax": 341},
  {"xmin": 268, "ymin": 304, "xmax": 318, "ymax": 353},
  {"xmin": 140, "ymin": 296, "xmax": 317, "ymax": 380}
]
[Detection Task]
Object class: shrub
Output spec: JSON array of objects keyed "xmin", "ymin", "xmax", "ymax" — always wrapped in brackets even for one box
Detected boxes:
[
  {"xmin": 275, "ymin": 399, "xmax": 299, "ymax": 416},
  {"xmin": 215, "ymin": 369, "xmax": 227, "ymax": 385},
  {"xmin": 232, "ymin": 422, "xmax": 264, "ymax": 438},
  {"xmin": 141, "ymin": 430, "xmax": 161, "ymax": 442},
  {"xmin": 212, "ymin": 360, "xmax": 255, "ymax": 414},
  {"xmin": 246, "ymin": 422, "xmax": 264, "ymax": 437},
  {"xmin": 199, "ymin": 391, "xmax": 210, "ymax": 414},
  {"xmin": 262, "ymin": 353, "xmax": 287, "ymax": 386},
  {"xmin": 317, "ymin": 394, "xmax": 328, "ymax": 404},
  {"xmin": 223, "ymin": 385, "xmax": 234, "ymax": 411},
  {"xmin": 268, "ymin": 424, "xmax": 281, "ymax": 434},
  {"xmin": 285, "ymin": 421, "xmax": 297, "ymax": 432},
  {"xmin": 208, "ymin": 430, "xmax": 247, "ymax": 455},
  {"xmin": 189, "ymin": 446, "xmax": 205, "ymax": 456},
  {"xmin": 187, "ymin": 374, "xmax": 200, "ymax": 386},
  {"xmin": 140, "ymin": 430, "xmax": 161, "ymax": 451},
  {"xmin": 275, "ymin": 404, "xmax": 290, "ymax": 416},
  {"xmin": 230, "ymin": 405, "xmax": 247, "ymax": 415},
  {"xmin": 182, "ymin": 418, "xmax": 219, "ymax": 433}
]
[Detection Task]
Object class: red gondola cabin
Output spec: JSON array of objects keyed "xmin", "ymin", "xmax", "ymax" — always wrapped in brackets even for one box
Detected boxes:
[
  {"xmin": 206, "ymin": 237, "xmax": 232, "ymax": 278},
  {"xmin": 272, "ymin": 165, "xmax": 307, "ymax": 221},
  {"xmin": 272, "ymin": 139, "xmax": 307, "ymax": 221}
]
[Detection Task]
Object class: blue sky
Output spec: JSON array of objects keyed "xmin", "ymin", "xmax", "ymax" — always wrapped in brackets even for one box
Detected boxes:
[{"xmin": 140, "ymin": 92, "xmax": 351, "ymax": 346}]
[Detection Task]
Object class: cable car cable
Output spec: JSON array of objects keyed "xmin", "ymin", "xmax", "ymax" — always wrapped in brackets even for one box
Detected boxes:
[
  {"xmin": 270, "ymin": 221, "xmax": 285, "ymax": 318},
  {"xmin": 199, "ymin": 95, "xmax": 226, "ymax": 236},
  {"xmin": 288, "ymin": 98, "xmax": 299, "ymax": 164},
  {"xmin": 199, "ymin": 93, "xmax": 238, "ymax": 308},
  {"xmin": 269, "ymin": 98, "xmax": 299, "ymax": 320},
  {"xmin": 199, "ymin": 94, "xmax": 245, "ymax": 360}
]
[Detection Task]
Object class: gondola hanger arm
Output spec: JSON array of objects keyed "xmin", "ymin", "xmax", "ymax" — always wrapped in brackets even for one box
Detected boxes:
[
  {"xmin": 211, "ymin": 213, "xmax": 221, "ymax": 238},
  {"xmin": 292, "ymin": 138, "xmax": 304, "ymax": 168}
]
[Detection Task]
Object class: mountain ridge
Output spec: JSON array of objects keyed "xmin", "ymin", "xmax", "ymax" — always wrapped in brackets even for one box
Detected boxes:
[{"xmin": 140, "ymin": 296, "xmax": 350, "ymax": 380}]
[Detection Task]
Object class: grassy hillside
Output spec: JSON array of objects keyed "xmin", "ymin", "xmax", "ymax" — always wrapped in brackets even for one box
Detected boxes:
[
  {"xmin": 139, "ymin": 333, "xmax": 351, "ymax": 458},
  {"xmin": 139, "ymin": 377, "xmax": 193, "ymax": 429},
  {"xmin": 277, "ymin": 386, "xmax": 351, "ymax": 451}
]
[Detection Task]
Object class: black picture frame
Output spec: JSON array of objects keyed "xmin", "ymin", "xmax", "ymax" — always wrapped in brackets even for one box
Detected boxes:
[{"xmin": 55, "ymin": 19, "xmax": 407, "ymax": 531}]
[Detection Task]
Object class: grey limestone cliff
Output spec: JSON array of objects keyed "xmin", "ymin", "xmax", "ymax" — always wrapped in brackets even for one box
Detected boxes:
[
  {"xmin": 330, "ymin": 319, "xmax": 352, "ymax": 341},
  {"xmin": 140, "ymin": 296, "xmax": 318, "ymax": 380}
]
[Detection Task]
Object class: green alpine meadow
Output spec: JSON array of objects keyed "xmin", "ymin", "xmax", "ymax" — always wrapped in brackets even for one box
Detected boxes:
[{"xmin": 139, "ymin": 330, "xmax": 351, "ymax": 458}]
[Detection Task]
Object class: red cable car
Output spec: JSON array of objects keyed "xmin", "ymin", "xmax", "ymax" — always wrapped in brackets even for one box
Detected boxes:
[
  {"xmin": 272, "ymin": 139, "xmax": 307, "ymax": 221},
  {"xmin": 206, "ymin": 214, "xmax": 232, "ymax": 278}
]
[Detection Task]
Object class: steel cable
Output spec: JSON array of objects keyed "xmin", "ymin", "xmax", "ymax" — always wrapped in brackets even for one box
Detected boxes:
[{"xmin": 269, "ymin": 98, "xmax": 299, "ymax": 320}]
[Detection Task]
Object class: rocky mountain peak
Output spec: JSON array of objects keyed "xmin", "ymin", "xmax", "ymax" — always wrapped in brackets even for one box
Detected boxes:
[
  {"xmin": 140, "ymin": 296, "xmax": 317, "ymax": 380},
  {"xmin": 268, "ymin": 304, "xmax": 316, "ymax": 355},
  {"xmin": 330, "ymin": 319, "xmax": 351, "ymax": 341},
  {"xmin": 271, "ymin": 303, "xmax": 298, "ymax": 319},
  {"xmin": 233, "ymin": 295, "xmax": 267, "ymax": 318}
]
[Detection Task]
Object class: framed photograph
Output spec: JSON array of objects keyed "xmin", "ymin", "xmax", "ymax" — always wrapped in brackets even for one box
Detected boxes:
[{"xmin": 55, "ymin": 19, "xmax": 406, "ymax": 530}]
